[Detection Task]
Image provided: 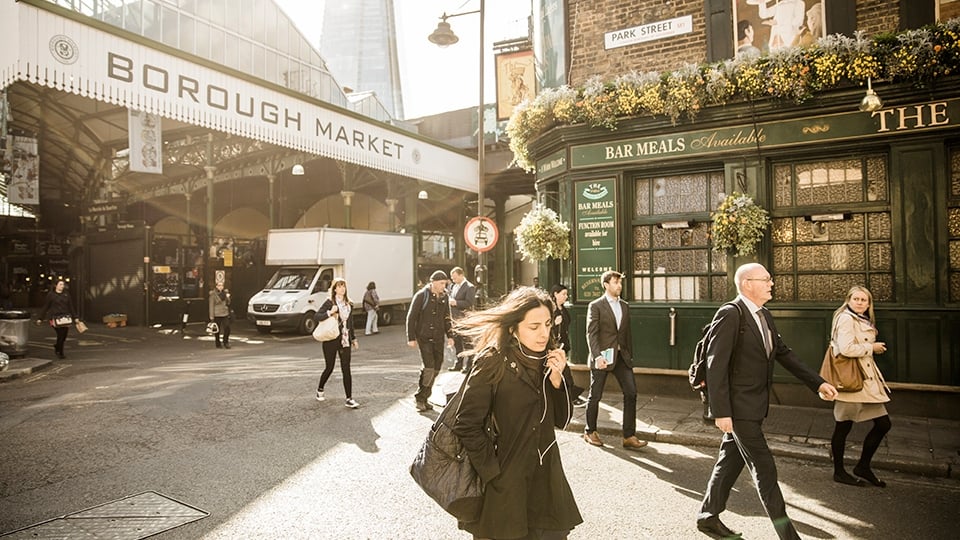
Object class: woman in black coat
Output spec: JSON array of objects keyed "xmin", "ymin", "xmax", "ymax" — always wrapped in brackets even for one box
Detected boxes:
[
  {"xmin": 550, "ymin": 284, "xmax": 585, "ymax": 407},
  {"xmin": 314, "ymin": 278, "xmax": 360, "ymax": 409},
  {"xmin": 450, "ymin": 286, "xmax": 582, "ymax": 540},
  {"xmin": 36, "ymin": 279, "xmax": 77, "ymax": 359}
]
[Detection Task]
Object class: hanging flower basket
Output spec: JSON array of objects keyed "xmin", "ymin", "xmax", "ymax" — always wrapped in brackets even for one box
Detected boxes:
[
  {"xmin": 710, "ymin": 192, "xmax": 770, "ymax": 257},
  {"xmin": 515, "ymin": 205, "xmax": 571, "ymax": 262}
]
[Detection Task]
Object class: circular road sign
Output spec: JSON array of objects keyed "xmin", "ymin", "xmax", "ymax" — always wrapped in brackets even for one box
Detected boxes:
[{"xmin": 464, "ymin": 216, "xmax": 498, "ymax": 253}]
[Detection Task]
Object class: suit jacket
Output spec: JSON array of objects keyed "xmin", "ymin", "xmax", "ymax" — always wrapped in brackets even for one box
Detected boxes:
[
  {"xmin": 586, "ymin": 295, "xmax": 633, "ymax": 370},
  {"xmin": 449, "ymin": 280, "xmax": 476, "ymax": 320},
  {"xmin": 705, "ymin": 298, "xmax": 825, "ymax": 421}
]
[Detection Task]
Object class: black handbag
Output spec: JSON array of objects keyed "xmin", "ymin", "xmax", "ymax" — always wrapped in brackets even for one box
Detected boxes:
[{"xmin": 410, "ymin": 369, "xmax": 497, "ymax": 523}]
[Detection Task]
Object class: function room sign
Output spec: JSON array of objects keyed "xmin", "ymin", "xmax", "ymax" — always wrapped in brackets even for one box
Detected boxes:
[{"xmin": 575, "ymin": 178, "xmax": 619, "ymax": 301}]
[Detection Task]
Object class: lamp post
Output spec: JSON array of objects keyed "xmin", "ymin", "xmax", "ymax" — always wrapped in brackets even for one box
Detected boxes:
[{"xmin": 428, "ymin": 0, "xmax": 486, "ymax": 305}]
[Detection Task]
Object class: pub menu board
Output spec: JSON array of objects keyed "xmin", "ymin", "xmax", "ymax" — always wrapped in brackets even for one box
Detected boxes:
[{"xmin": 575, "ymin": 178, "xmax": 619, "ymax": 301}]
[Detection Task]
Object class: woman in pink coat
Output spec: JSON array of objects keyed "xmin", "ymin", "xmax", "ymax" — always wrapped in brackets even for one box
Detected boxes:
[{"xmin": 829, "ymin": 286, "xmax": 891, "ymax": 487}]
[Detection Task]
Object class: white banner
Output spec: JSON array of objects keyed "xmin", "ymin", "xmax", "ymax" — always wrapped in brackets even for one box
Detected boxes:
[
  {"xmin": 0, "ymin": 2, "xmax": 478, "ymax": 192},
  {"xmin": 128, "ymin": 109, "xmax": 163, "ymax": 174},
  {"xmin": 8, "ymin": 135, "xmax": 39, "ymax": 205}
]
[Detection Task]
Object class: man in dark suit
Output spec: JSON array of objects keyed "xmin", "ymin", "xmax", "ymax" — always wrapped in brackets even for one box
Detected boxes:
[
  {"xmin": 447, "ymin": 266, "xmax": 476, "ymax": 372},
  {"xmin": 583, "ymin": 270, "xmax": 647, "ymax": 450},
  {"xmin": 697, "ymin": 263, "xmax": 838, "ymax": 540}
]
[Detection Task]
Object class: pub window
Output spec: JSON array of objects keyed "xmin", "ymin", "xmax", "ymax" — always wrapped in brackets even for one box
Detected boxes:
[
  {"xmin": 632, "ymin": 171, "xmax": 727, "ymax": 302},
  {"xmin": 770, "ymin": 155, "xmax": 894, "ymax": 302},
  {"xmin": 948, "ymin": 147, "xmax": 960, "ymax": 303}
]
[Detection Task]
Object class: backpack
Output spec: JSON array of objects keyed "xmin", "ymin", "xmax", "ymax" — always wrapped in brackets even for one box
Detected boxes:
[{"xmin": 688, "ymin": 301, "xmax": 746, "ymax": 392}]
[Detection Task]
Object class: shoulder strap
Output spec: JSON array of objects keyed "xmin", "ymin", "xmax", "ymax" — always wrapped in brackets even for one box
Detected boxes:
[
  {"xmin": 433, "ymin": 358, "xmax": 499, "ymax": 431},
  {"xmin": 723, "ymin": 301, "xmax": 746, "ymax": 354}
]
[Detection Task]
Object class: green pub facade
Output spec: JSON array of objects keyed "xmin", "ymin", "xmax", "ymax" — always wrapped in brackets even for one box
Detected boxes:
[{"xmin": 531, "ymin": 83, "xmax": 960, "ymax": 398}]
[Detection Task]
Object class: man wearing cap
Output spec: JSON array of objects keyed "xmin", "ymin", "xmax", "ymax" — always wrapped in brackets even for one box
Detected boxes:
[{"xmin": 407, "ymin": 270, "xmax": 455, "ymax": 411}]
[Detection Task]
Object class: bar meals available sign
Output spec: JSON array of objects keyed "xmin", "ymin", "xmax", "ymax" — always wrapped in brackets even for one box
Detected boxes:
[{"xmin": 575, "ymin": 178, "xmax": 619, "ymax": 301}]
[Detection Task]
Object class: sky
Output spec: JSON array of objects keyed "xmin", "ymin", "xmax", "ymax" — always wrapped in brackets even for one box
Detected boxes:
[{"xmin": 274, "ymin": 0, "xmax": 532, "ymax": 119}]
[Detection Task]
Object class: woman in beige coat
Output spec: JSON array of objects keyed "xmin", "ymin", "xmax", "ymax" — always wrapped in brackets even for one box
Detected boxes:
[{"xmin": 830, "ymin": 286, "xmax": 891, "ymax": 487}]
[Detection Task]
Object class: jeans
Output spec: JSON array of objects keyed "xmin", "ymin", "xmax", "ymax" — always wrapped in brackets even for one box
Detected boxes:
[
  {"xmin": 364, "ymin": 309, "xmax": 378, "ymax": 334},
  {"xmin": 415, "ymin": 339, "xmax": 445, "ymax": 403}
]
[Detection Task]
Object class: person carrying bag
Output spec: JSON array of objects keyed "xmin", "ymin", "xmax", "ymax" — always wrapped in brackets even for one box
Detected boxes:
[
  {"xmin": 825, "ymin": 286, "xmax": 892, "ymax": 488},
  {"xmin": 36, "ymin": 279, "xmax": 78, "ymax": 360}
]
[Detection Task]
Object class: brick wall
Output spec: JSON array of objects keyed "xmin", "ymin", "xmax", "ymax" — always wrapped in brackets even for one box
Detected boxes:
[
  {"xmin": 566, "ymin": 0, "xmax": 905, "ymax": 88},
  {"xmin": 567, "ymin": 0, "xmax": 708, "ymax": 87},
  {"xmin": 855, "ymin": 0, "xmax": 901, "ymax": 35}
]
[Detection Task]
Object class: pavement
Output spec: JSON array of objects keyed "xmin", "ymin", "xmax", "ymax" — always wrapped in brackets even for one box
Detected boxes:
[{"xmin": 3, "ymin": 324, "xmax": 958, "ymax": 481}]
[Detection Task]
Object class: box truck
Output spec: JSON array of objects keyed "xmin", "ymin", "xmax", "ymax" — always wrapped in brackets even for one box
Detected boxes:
[{"xmin": 247, "ymin": 228, "xmax": 414, "ymax": 334}]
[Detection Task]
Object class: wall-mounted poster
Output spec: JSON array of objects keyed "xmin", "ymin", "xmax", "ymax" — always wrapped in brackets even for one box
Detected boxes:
[
  {"xmin": 734, "ymin": 0, "xmax": 825, "ymax": 58},
  {"xmin": 495, "ymin": 49, "xmax": 536, "ymax": 121}
]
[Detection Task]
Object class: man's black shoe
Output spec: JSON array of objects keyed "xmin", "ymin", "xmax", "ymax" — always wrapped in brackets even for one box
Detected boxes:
[{"xmin": 696, "ymin": 516, "xmax": 742, "ymax": 539}]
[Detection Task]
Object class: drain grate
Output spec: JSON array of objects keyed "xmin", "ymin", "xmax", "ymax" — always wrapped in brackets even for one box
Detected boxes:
[{"xmin": 1, "ymin": 491, "xmax": 208, "ymax": 539}]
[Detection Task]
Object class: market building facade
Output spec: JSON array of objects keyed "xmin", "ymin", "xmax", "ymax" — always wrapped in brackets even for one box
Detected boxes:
[{"xmin": 0, "ymin": 0, "xmax": 482, "ymax": 327}]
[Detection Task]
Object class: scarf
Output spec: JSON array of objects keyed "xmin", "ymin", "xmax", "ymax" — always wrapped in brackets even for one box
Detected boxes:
[{"xmin": 337, "ymin": 297, "xmax": 351, "ymax": 347}]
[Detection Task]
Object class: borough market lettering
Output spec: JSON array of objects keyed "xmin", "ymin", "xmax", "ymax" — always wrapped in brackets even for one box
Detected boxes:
[{"xmin": 107, "ymin": 52, "xmax": 404, "ymax": 160}]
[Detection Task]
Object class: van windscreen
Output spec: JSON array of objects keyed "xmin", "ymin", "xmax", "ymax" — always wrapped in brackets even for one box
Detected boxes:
[{"xmin": 266, "ymin": 269, "xmax": 314, "ymax": 290}]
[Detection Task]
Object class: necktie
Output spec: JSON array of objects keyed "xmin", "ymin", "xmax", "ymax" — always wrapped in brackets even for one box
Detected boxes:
[{"xmin": 758, "ymin": 309, "xmax": 772, "ymax": 355}]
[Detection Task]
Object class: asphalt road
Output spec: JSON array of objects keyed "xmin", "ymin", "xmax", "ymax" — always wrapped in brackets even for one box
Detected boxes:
[{"xmin": 1, "ymin": 323, "xmax": 958, "ymax": 539}]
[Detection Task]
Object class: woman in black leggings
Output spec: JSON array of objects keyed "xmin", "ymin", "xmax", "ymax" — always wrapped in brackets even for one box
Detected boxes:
[
  {"xmin": 314, "ymin": 278, "xmax": 360, "ymax": 409},
  {"xmin": 37, "ymin": 279, "xmax": 77, "ymax": 359},
  {"xmin": 829, "ymin": 286, "xmax": 892, "ymax": 487}
]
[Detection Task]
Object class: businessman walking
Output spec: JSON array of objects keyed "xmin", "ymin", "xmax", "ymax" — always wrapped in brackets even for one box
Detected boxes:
[{"xmin": 697, "ymin": 263, "xmax": 838, "ymax": 539}]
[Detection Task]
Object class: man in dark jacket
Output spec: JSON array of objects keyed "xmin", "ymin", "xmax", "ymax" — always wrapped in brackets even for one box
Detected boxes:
[
  {"xmin": 697, "ymin": 263, "xmax": 838, "ymax": 540},
  {"xmin": 447, "ymin": 266, "xmax": 476, "ymax": 372},
  {"xmin": 407, "ymin": 270, "xmax": 454, "ymax": 411},
  {"xmin": 583, "ymin": 270, "xmax": 647, "ymax": 450}
]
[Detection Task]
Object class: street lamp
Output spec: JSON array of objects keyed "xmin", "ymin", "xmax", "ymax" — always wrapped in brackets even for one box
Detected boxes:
[{"xmin": 428, "ymin": 0, "xmax": 486, "ymax": 304}]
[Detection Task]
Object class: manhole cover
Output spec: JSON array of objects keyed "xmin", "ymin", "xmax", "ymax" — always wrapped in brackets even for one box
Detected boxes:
[{"xmin": 1, "ymin": 491, "xmax": 208, "ymax": 539}]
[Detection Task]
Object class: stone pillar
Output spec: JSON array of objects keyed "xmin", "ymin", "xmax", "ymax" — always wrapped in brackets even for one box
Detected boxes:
[
  {"xmin": 386, "ymin": 198, "xmax": 399, "ymax": 231},
  {"xmin": 341, "ymin": 190, "xmax": 355, "ymax": 229},
  {"xmin": 204, "ymin": 165, "xmax": 216, "ymax": 245},
  {"xmin": 267, "ymin": 174, "xmax": 276, "ymax": 229}
]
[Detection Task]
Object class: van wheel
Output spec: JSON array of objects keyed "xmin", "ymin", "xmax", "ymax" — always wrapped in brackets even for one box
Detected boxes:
[
  {"xmin": 300, "ymin": 312, "xmax": 317, "ymax": 335},
  {"xmin": 379, "ymin": 309, "xmax": 393, "ymax": 326}
]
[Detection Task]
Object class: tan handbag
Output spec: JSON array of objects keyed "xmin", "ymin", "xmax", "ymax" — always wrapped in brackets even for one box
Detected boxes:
[
  {"xmin": 75, "ymin": 320, "xmax": 88, "ymax": 333},
  {"xmin": 312, "ymin": 314, "xmax": 340, "ymax": 342},
  {"xmin": 819, "ymin": 344, "xmax": 864, "ymax": 392}
]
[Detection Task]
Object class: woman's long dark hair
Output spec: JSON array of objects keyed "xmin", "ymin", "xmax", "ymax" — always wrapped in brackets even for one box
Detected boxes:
[
  {"xmin": 454, "ymin": 286, "xmax": 554, "ymax": 360},
  {"xmin": 549, "ymin": 284, "xmax": 567, "ymax": 309}
]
